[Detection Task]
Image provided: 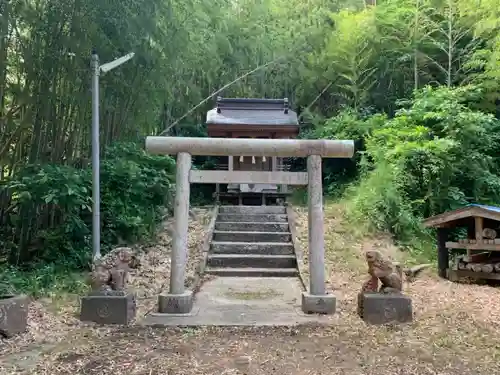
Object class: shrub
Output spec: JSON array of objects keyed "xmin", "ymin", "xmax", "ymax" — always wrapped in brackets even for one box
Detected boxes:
[
  {"xmin": 352, "ymin": 86, "xmax": 500, "ymax": 239},
  {"xmin": 317, "ymin": 85, "xmax": 500, "ymax": 249},
  {"xmin": 0, "ymin": 142, "xmax": 175, "ymax": 294}
]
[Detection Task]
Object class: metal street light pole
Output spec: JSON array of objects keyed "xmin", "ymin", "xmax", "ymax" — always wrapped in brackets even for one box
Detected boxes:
[
  {"xmin": 91, "ymin": 52, "xmax": 101, "ymax": 262},
  {"xmin": 91, "ymin": 50, "xmax": 135, "ymax": 261}
]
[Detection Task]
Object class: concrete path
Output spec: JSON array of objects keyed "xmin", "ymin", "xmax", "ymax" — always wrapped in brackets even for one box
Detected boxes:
[{"xmin": 142, "ymin": 277, "xmax": 332, "ymax": 326}]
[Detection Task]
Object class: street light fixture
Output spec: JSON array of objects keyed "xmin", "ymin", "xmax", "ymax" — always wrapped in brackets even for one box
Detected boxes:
[{"xmin": 91, "ymin": 50, "xmax": 135, "ymax": 261}]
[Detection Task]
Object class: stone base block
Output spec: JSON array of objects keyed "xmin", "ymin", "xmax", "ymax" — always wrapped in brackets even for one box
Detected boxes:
[
  {"xmin": 80, "ymin": 291, "xmax": 136, "ymax": 325},
  {"xmin": 357, "ymin": 292, "xmax": 412, "ymax": 325},
  {"xmin": 0, "ymin": 295, "xmax": 29, "ymax": 338},
  {"xmin": 301, "ymin": 292, "xmax": 336, "ymax": 314},
  {"xmin": 158, "ymin": 291, "xmax": 194, "ymax": 314}
]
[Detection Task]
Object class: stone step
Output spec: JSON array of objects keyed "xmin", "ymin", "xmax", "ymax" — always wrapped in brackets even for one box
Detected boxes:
[
  {"xmin": 205, "ymin": 267, "xmax": 298, "ymax": 277},
  {"xmin": 210, "ymin": 242, "xmax": 295, "ymax": 255},
  {"xmin": 212, "ymin": 231, "xmax": 291, "ymax": 243},
  {"xmin": 215, "ymin": 222, "xmax": 289, "ymax": 232},
  {"xmin": 217, "ymin": 214, "xmax": 288, "ymax": 223},
  {"xmin": 207, "ymin": 254, "xmax": 297, "ymax": 269},
  {"xmin": 219, "ymin": 205, "xmax": 286, "ymax": 215}
]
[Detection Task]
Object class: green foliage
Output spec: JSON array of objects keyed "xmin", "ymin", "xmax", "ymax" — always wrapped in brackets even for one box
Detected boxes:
[
  {"xmin": 345, "ymin": 161, "xmax": 420, "ymax": 239},
  {"xmin": 338, "ymin": 86, "xmax": 500, "ymax": 248},
  {"xmin": 99, "ymin": 143, "xmax": 175, "ymax": 246},
  {"xmin": 0, "ymin": 0, "xmax": 499, "ymax": 289},
  {"xmin": 303, "ymin": 0, "xmax": 499, "ymax": 115},
  {"xmin": 303, "ymin": 0, "xmax": 499, "ymax": 254},
  {"xmin": 0, "ymin": 264, "xmax": 88, "ymax": 298},
  {"xmin": 0, "ymin": 143, "xmax": 174, "ymax": 295},
  {"xmin": 313, "ymin": 110, "xmax": 385, "ymax": 196}
]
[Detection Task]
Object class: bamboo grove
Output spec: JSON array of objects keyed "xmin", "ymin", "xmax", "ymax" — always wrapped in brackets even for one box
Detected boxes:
[{"xmin": 0, "ymin": 0, "xmax": 498, "ymax": 287}]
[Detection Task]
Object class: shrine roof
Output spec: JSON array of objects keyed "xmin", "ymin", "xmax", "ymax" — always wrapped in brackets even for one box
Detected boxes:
[
  {"xmin": 422, "ymin": 204, "xmax": 500, "ymax": 228},
  {"xmin": 206, "ymin": 97, "xmax": 299, "ymax": 126}
]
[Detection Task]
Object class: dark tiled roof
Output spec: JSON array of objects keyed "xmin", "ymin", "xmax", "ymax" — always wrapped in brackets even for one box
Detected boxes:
[{"xmin": 206, "ymin": 97, "xmax": 299, "ymax": 126}]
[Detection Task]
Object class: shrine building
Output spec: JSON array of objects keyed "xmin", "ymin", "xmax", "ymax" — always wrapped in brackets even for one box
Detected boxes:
[{"xmin": 206, "ymin": 97, "xmax": 300, "ymax": 205}]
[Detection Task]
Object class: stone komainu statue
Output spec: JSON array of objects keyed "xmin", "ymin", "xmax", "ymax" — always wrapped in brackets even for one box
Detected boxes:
[
  {"xmin": 357, "ymin": 250, "xmax": 430, "ymax": 318},
  {"xmin": 89, "ymin": 247, "xmax": 141, "ymax": 292},
  {"xmin": 361, "ymin": 250, "xmax": 431, "ymax": 294}
]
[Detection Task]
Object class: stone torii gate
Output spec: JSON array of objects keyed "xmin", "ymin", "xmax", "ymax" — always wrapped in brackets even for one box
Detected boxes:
[{"xmin": 145, "ymin": 136, "xmax": 355, "ymax": 314}]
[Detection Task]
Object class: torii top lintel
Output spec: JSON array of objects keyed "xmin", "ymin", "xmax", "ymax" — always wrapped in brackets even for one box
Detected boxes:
[{"xmin": 145, "ymin": 136, "xmax": 355, "ymax": 158}]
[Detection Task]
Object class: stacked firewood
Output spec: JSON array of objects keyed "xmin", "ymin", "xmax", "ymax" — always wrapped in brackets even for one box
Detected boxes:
[
  {"xmin": 456, "ymin": 251, "xmax": 500, "ymax": 273},
  {"xmin": 454, "ymin": 228, "xmax": 500, "ymax": 273},
  {"xmin": 457, "ymin": 258, "xmax": 500, "ymax": 273}
]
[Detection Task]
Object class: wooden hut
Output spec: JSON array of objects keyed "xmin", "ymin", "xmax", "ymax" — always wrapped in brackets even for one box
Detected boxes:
[{"xmin": 423, "ymin": 204, "xmax": 500, "ymax": 281}]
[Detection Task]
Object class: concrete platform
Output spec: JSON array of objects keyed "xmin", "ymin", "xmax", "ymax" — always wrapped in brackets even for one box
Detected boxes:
[{"xmin": 142, "ymin": 277, "xmax": 331, "ymax": 326}]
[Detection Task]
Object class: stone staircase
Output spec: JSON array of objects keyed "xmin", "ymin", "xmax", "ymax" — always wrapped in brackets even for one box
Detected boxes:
[{"xmin": 206, "ymin": 205, "xmax": 298, "ymax": 277}]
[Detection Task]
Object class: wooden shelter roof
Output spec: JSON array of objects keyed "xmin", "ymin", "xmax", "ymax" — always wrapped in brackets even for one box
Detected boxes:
[
  {"xmin": 422, "ymin": 204, "xmax": 500, "ymax": 228},
  {"xmin": 206, "ymin": 97, "xmax": 299, "ymax": 126}
]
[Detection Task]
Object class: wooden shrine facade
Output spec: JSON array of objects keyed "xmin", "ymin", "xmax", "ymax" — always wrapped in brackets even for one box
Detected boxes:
[
  {"xmin": 423, "ymin": 204, "xmax": 500, "ymax": 282},
  {"xmin": 206, "ymin": 97, "xmax": 300, "ymax": 204}
]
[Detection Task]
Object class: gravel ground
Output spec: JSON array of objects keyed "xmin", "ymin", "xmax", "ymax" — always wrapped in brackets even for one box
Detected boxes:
[
  {"xmin": 0, "ymin": 207, "xmax": 213, "ymax": 367},
  {"xmin": 1, "ymin": 204, "xmax": 500, "ymax": 375}
]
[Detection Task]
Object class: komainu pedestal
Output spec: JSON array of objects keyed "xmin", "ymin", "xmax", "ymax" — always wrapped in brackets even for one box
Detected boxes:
[
  {"xmin": 0, "ymin": 295, "xmax": 29, "ymax": 338},
  {"xmin": 80, "ymin": 247, "xmax": 140, "ymax": 325},
  {"xmin": 80, "ymin": 291, "xmax": 136, "ymax": 325},
  {"xmin": 357, "ymin": 292, "xmax": 412, "ymax": 325},
  {"xmin": 356, "ymin": 250, "xmax": 426, "ymax": 325}
]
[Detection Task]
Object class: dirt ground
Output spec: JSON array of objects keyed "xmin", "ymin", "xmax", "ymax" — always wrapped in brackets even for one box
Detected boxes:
[{"xmin": 2, "ymin": 204, "xmax": 500, "ymax": 375}]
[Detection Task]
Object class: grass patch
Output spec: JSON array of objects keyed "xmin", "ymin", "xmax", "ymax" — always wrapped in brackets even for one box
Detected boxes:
[
  {"xmin": 289, "ymin": 187, "xmax": 308, "ymax": 206},
  {"xmin": 294, "ymin": 199, "xmax": 437, "ymax": 286},
  {"xmin": 0, "ymin": 264, "xmax": 89, "ymax": 298}
]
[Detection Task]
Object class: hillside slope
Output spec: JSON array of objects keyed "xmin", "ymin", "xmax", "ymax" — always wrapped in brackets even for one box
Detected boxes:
[{"xmin": 1, "ymin": 204, "xmax": 500, "ymax": 374}]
